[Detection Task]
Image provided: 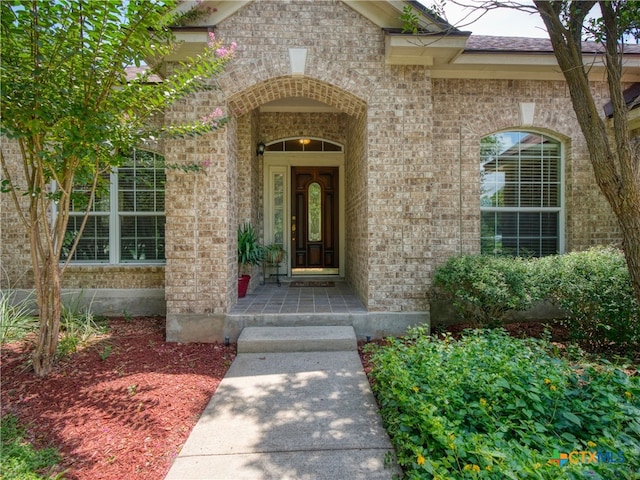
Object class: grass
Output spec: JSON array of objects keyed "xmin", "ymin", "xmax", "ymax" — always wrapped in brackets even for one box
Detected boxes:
[
  {"xmin": 57, "ymin": 291, "xmax": 109, "ymax": 358},
  {"xmin": 0, "ymin": 290, "xmax": 38, "ymax": 344},
  {"xmin": 0, "ymin": 415, "xmax": 64, "ymax": 480},
  {"xmin": 366, "ymin": 327, "xmax": 640, "ymax": 479},
  {"xmin": 1, "ymin": 289, "xmax": 107, "ymax": 355}
]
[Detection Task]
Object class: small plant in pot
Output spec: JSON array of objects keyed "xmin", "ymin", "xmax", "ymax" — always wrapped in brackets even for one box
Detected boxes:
[
  {"xmin": 237, "ymin": 223, "xmax": 263, "ymax": 298},
  {"xmin": 263, "ymin": 243, "xmax": 287, "ymax": 265}
]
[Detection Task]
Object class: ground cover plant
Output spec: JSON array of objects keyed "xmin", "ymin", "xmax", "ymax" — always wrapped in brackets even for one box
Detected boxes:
[
  {"xmin": 1, "ymin": 414, "xmax": 62, "ymax": 479},
  {"xmin": 365, "ymin": 327, "xmax": 640, "ymax": 479},
  {"xmin": 0, "ymin": 289, "xmax": 38, "ymax": 344}
]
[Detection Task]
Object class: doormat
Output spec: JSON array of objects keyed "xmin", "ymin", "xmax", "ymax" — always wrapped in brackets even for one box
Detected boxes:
[{"xmin": 289, "ymin": 281, "xmax": 335, "ymax": 288}]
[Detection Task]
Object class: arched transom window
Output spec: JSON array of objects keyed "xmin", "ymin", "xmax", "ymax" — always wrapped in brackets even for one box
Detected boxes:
[{"xmin": 265, "ymin": 137, "xmax": 343, "ymax": 152}]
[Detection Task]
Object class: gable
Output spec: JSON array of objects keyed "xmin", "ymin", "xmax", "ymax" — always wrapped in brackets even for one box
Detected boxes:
[{"xmin": 176, "ymin": 0, "xmax": 454, "ymax": 32}]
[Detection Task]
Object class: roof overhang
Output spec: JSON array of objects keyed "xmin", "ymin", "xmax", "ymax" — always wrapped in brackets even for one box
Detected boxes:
[
  {"xmin": 437, "ymin": 52, "xmax": 640, "ymax": 82},
  {"xmin": 343, "ymin": 0, "xmax": 411, "ymax": 29},
  {"xmin": 343, "ymin": 0, "xmax": 456, "ymax": 32},
  {"xmin": 158, "ymin": 1, "xmax": 251, "ymax": 63},
  {"xmin": 159, "ymin": 1, "xmax": 640, "ymax": 84},
  {"xmin": 384, "ymin": 32, "xmax": 640, "ymax": 81},
  {"xmin": 163, "ymin": 27, "xmax": 211, "ymax": 62},
  {"xmin": 385, "ymin": 33, "xmax": 469, "ymax": 65}
]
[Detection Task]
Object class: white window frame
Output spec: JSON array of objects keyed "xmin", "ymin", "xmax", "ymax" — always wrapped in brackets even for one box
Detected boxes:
[
  {"xmin": 480, "ymin": 131, "xmax": 565, "ymax": 256},
  {"xmin": 63, "ymin": 149, "xmax": 166, "ymax": 265}
]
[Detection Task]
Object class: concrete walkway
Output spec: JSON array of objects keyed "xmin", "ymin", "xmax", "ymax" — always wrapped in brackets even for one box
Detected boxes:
[{"xmin": 165, "ymin": 327, "xmax": 400, "ymax": 479}]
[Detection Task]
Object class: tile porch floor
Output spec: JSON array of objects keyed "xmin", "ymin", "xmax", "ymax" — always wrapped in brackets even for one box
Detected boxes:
[{"xmin": 229, "ymin": 280, "xmax": 367, "ymax": 315}]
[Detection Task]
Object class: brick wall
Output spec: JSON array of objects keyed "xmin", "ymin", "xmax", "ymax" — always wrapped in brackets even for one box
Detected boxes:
[
  {"xmin": 0, "ymin": 139, "xmax": 32, "ymax": 289},
  {"xmin": 163, "ymin": 77, "xmax": 233, "ymax": 315},
  {"xmin": 345, "ymin": 110, "xmax": 369, "ymax": 305},
  {"xmin": 431, "ymin": 78, "xmax": 620, "ymax": 274},
  {"xmin": 62, "ymin": 266, "xmax": 164, "ymax": 288}
]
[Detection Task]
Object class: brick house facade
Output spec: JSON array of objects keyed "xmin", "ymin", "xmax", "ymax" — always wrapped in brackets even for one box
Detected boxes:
[{"xmin": 2, "ymin": 0, "xmax": 639, "ymax": 341}]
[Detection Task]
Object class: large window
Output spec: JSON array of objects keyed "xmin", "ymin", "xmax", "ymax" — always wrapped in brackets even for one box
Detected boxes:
[
  {"xmin": 64, "ymin": 150, "xmax": 166, "ymax": 264},
  {"xmin": 480, "ymin": 131, "xmax": 563, "ymax": 257}
]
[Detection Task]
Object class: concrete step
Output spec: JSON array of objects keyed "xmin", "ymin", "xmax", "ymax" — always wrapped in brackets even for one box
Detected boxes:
[{"xmin": 237, "ymin": 326, "xmax": 358, "ymax": 353}]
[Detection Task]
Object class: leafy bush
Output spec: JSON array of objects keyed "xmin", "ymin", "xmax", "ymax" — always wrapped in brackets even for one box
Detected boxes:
[
  {"xmin": 433, "ymin": 248, "xmax": 639, "ymax": 351},
  {"xmin": 1, "ymin": 415, "xmax": 63, "ymax": 479},
  {"xmin": 366, "ymin": 328, "xmax": 640, "ymax": 479},
  {"xmin": 538, "ymin": 247, "xmax": 639, "ymax": 349},
  {"xmin": 433, "ymin": 255, "xmax": 541, "ymax": 326}
]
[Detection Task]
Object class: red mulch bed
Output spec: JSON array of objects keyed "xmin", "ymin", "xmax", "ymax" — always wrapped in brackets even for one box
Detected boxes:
[{"xmin": 1, "ymin": 317, "xmax": 235, "ymax": 480}]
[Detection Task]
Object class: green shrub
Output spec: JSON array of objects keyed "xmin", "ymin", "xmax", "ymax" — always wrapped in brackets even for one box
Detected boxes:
[
  {"xmin": 0, "ymin": 415, "xmax": 63, "ymax": 479},
  {"xmin": 433, "ymin": 255, "xmax": 541, "ymax": 326},
  {"xmin": 538, "ymin": 247, "xmax": 639, "ymax": 349},
  {"xmin": 366, "ymin": 328, "xmax": 640, "ymax": 479}
]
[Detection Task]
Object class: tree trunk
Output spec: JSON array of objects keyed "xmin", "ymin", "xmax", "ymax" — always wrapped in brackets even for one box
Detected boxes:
[
  {"xmin": 617, "ymin": 203, "xmax": 640, "ymax": 304},
  {"xmin": 32, "ymin": 255, "xmax": 62, "ymax": 377}
]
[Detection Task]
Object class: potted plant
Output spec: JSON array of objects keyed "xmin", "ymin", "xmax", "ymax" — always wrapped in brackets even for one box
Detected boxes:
[
  {"xmin": 263, "ymin": 243, "xmax": 287, "ymax": 265},
  {"xmin": 237, "ymin": 223, "xmax": 263, "ymax": 298}
]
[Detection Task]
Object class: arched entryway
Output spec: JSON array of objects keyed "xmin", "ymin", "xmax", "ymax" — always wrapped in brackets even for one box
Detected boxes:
[{"xmin": 228, "ymin": 76, "xmax": 368, "ymax": 300}]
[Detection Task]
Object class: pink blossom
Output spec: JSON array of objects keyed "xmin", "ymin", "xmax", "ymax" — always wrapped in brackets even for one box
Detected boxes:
[
  {"xmin": 215, "ymin": 42, "xmax": 237, "ymax": 58},
  {"xmin": 201, "ymin": 108, "xmax": 224, "ymax": 127},
  {"xmin": 201, "ymin": 160, "xmax": 212, "ymax": 167},
  {"xmin": 207, "ymin": 31, "xmax": 216, "ymax": 48}
]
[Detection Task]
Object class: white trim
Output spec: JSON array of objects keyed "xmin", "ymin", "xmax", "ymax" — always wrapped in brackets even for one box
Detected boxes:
[
  {"xmin": 559, "ymin": 140, "xmax": 566, "ymax": 254},
  {"xmin": 289, "ymin": 48, "xmax": 308, "ymax": 76},
  {"xmin": 264, "ymin": 165, "xmax": 288, "ymax": 250},
  {"xmin": 63, "ymin": 151, "xmax": 166, "ymax": 265},
  {"xmin": 480, "ymin": 131, "xmax": 565, "ymax": 255},
  {"xmin": 110, "ymin": 169, "xmax": 119, "ymax": 263},
  {"xmin": 519, "ymin": 102, "xmax": 536, "ymax": 126}
]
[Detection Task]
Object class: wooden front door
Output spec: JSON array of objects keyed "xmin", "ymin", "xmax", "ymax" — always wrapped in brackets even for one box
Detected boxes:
[{"xmin": 291, "ymin": 167, "xmax": 339, "ymax": 272}]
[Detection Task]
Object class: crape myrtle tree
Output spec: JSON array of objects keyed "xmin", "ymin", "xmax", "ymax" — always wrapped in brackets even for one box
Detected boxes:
[
  {"xmin": 0, "ymin": 0, "xmax": 236, "ymax": 376},
  {"xmin": 406, "ymin": 0, "xmax": 640, "ymax": 305}
]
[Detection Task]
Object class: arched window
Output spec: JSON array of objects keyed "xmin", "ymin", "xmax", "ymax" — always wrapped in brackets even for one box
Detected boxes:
[
  {"xmin": 265, "ymin": 137, "xmax": 343, "ymax": 152},
  {"xmin": 480, "ymin": 131, "xmax": 563, "ymax": 257},
  {"xmin": 64, "ymin": 149, "xmax": 166, "ymax": 263}
]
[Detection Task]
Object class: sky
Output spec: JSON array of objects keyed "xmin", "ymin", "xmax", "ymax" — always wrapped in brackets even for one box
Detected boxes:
[{"xmin": 418, "ymin": 1, "xmax": 549, "ymax": 38}]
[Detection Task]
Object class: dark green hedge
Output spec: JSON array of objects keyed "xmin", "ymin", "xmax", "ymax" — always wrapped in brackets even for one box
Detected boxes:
[{"xmin": 433, "ymin": 247, "xmax": 639, "ymax": 350}]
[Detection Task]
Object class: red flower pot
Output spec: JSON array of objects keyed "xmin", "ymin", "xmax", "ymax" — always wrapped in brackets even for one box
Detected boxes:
[{"xmin": 238, "ymin": 275, "xmax": 251, "ymax": 298}]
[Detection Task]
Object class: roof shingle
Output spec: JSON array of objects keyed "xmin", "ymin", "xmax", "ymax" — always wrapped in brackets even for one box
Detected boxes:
[{"xmin": 466, "ymin": 35, "xmax": 640, "ymax": 54}]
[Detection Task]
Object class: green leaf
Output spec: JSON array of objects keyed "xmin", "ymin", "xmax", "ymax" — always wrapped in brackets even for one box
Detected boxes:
[
  {"xmin": 561, "ymin": 431, "xmax": 578, "ymax": 443},
  {"xmin": 496, "ymin": 378, "xmax": 510, "ymax": 389},
  {"xmin": 562, "ymin": 411, "xmax": 582, "ymax": 427}
]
